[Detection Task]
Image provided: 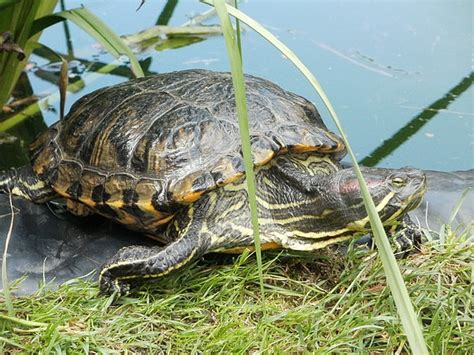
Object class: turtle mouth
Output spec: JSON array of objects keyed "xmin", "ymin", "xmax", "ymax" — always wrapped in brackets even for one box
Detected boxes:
[
  {"xmin": 382, "ymin": 171, "xmax": 426, "ymax": 223},
  {"xmin": 401, "ymin": 173, "xmax": 427, "ymax": 212},
  {"xmin": 405, "ymin": 191, "xmax": 424, "ymax": 211},
  {"xmin": 382, "ymin": 191, "xmax": 424, "ymax": 226}
]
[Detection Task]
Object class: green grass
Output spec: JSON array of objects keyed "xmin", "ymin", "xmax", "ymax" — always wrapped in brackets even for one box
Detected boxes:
[{"xmin": 0, "ymin": 230, "xmax": 471, "ymax": 353}]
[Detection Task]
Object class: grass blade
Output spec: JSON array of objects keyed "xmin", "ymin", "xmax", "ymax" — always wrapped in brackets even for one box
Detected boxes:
[
  {"xmin": 213, "ymin": 0, "xmax": 264, "ymax": 296},
  {"xmin": 448, "ymin": 188, "xmax": 471, "ymax": 225},
  {"xmin": 202, "ymin": 2, "xmax": 428, "ymax": 353},
  {"xmin": 31, "ymin": 7, "xmax": 144, "ymax": 78},
  {"xmin": 0, "ymin": 0, "xmax": 58, "ymax": 107},
  {"xmin": 59, "ymin": 56, "xmax": 68, "ymax": 120},
  {"xmin": 1, "ymin": 193, "xmax": 15, "ymax": 316},
  {"xmin": 0, "ymin": 0, "xmax": 21, "ymax": 10},
  {"xmin": 155, "ymin": 0, "xmax": 178, "ymax": 26},
  {"xmin": 232, "ymin": 0, "xmax": 242, "ymax": 59},
  {"xmin": 0, "ymin": 57, "xmax": 126, "ymax": 133}
]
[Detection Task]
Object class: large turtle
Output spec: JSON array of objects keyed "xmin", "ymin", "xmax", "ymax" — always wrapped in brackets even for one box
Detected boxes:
[{"xmin": 0, "ymin": 70, "xmax": 426, "ymax": 294}]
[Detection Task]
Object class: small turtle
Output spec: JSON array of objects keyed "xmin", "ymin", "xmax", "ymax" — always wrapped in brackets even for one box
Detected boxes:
[{"xmin": 0, "ymin": 70, "xmax": 426, "ymax": 294}]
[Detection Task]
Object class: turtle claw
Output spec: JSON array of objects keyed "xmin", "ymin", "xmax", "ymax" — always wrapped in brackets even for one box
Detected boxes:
[
  {"xmin": 394, "ymin": 231, "xmax": 416, "ymax": 258},
  {"xmin": 365, "ymin": 216, "xmax": 425, "ymax": 258},
  {"xmin": 392, "ymin": 216, "xmax": 425, "ymax": 258}
]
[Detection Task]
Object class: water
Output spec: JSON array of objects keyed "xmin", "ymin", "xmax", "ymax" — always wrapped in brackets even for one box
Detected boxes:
[{"xmin": 1, "ymin": 0, "xmax": 472, "ymax": 171}]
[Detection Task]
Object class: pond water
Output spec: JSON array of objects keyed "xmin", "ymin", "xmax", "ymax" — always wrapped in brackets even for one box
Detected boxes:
[{"xmin": 1, "ymin": 0, "xmax": 472, "ymax": 172}]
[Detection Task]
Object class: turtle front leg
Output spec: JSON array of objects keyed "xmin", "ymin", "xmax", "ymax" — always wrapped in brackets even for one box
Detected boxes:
[
  {"xmin": 0, "ymin": 166, "xmax": 56, "ymax": 202},
  {"xmin": 99, "ymin": 233, "xmax": 209, "ymax": 295},
  {"xmin": 390, "ymin": 215, "xmax": 425, "ymax": 257},
  {"xmin": 365, "ymin": 215, "xmax": 424, "ymax": 257}
]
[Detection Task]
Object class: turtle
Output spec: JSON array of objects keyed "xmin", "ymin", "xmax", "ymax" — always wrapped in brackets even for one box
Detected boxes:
[{"xmin": 0, "ymin": 69, "xmax": 426, "ymax": 294}]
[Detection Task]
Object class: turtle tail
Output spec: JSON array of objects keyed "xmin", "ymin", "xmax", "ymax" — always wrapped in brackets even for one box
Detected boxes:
[{"xmin": 0, "ymin": 165, "xmax": 56, "ymax": 203}]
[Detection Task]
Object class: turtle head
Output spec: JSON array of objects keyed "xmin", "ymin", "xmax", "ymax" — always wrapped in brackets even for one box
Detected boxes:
[
  {"xmin": 335, "ymin": 167, "xmax": 426, "ymax": 226},
  {"xmin": 384, "ymin": 168, "xmax": 427, "ymax": 214}
]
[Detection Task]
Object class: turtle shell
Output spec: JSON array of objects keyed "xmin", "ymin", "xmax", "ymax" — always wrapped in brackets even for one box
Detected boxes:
[{"xmin": 30, "ymin": 69, "xmax": 345, "ymax": 226}]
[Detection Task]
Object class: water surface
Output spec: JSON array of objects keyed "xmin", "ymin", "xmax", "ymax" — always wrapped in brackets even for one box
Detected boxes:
[{"xmin": 1, "ymin": 0, "xmax": 472, "ymax": 171}]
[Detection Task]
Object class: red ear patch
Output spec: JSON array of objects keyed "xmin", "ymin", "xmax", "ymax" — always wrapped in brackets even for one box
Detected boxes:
[
  {"xmin": 339, "ymin": 179, "xmax": 377, "ymax": 194},
  {"xmin": 339, "ymin": 179, "xmax": 359, "ymax": 194}
]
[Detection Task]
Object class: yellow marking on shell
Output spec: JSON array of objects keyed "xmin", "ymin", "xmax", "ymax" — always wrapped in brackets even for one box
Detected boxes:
[
  {"xmin": 145, "ymin": 214, "xmax": 175, "ymax": 228},
  {"xmin": 136, "ymin": 200, "xmax": 159, "ymax": 214},
  {"xmin": 317, "ymin": 141, "xmax": 345, "ymax": 154},
  {"xmin": 77, "ymin": 196, "xmax": 94, "ymax": 207},
  {"xmin": 116, "ymin": 213, "xmax": 140, "ymax": 225},
  {"xmin": 254, "ymin": 150, "xmax": 275, "ymax": 167},
  {"xmin": 219, "ymin": 172, "xmax": 244, "ymax": 186},
  {"xmin": 55, "ymin": 189, "xmax": 70, "ymax": 199},
  {"xmin": 61, "ymin": 188, "xmax": 175, "ymax": 226},
  {"xmin": 289, "ymin": 144, "xmax": 319, "ymax": 153},
  {"xmin": 93, "ymin": 203, "xmax": 139, "ymax": 225},
  {"xmin": 106, "ymin": 199, "xmax": 125, "ymax": 209},
  {"xmin": 336, "ymin": 143, "xmax": 345, "ymax": 152},
  {"xmin": 134, "ymin": 200, "xmax": 173, "ymax": 221},
  {"xmin": 177, "ymin": 190, "xmax": 204, "ymax": 203}
]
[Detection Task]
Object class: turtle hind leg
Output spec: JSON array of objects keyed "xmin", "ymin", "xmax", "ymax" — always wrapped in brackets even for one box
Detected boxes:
[
  {"xmin": 0, "ymin": 165, "xmax": 56, "ymax": 203},
  {"xmin": 99, "ymin": 232, "xmax": 209, "ymax": 295}
]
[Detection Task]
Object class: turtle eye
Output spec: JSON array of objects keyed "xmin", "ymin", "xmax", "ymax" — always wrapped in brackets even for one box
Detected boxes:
[{"xmin": 391, "ymin": 177, "xmax": 406, "ymax": 187}]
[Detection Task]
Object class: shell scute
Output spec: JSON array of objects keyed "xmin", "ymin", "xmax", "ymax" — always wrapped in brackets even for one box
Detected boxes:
[
  {"xmin": 53, "ymin": 160, "xmax": 83, "ymax": 198},
  {"xmin": 30, "ymin": 69, "xmax": 345, "ymax": 224}
]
